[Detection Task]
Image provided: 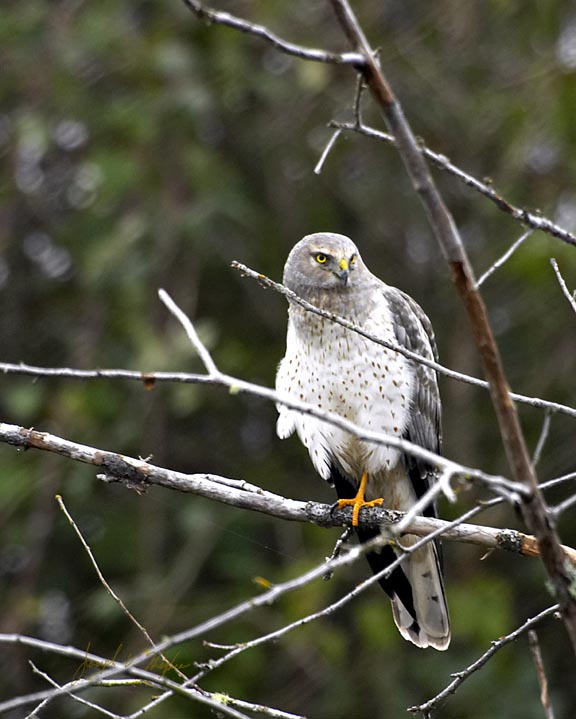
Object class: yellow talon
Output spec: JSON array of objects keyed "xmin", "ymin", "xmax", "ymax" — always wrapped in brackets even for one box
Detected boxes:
[{"xmin": 336, "ymin": 472, "xmax": 384, "ymax": 526}]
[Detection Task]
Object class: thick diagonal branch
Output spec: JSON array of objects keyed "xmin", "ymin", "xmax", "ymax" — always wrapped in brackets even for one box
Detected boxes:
[
  {"xmin": 329, "ymin": 0, "xmax": 576, "ymax": 651},
  {"xmin": 2, "ymin": 422, "xmax": 576, "ymax": 566}
]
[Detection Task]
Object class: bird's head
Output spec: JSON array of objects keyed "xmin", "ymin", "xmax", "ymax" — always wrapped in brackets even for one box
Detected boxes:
[{"xmin": 283, "ymin": 233, "xmax": 365, "ymax": 297}]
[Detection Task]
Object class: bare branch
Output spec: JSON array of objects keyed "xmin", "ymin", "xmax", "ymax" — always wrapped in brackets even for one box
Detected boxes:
[
  {"xmin": 159, "ymin": 288, "xmax": 219, "ymax": 376},
  {"xmin": 182, "ymin": 0, "xmax": 576, "ymax": 250},
  {"xmin": 181, "ymin": 0, "xmax": 363, "ymax": 66},
  {"xmin": 0, "ymin": 537, "xmax": 385, "ymax": 716},
  {"xmin": 527, "ymin": 630, "xmax": 556, "ymax": 719},
  {"xmin": 396, "ymin": 468, "xmax": 459, "ymax": 534},
  {"xmin": 552, "ymin": 492, "xmax": 576, "ymax": 520},
  {"xmin": 550, "ymin": 258, "xmax": 576, "ymax": 316},
  {"xmin": 1, "ymin": 636, "xmax": 251, "ymax": 719},
  {"xmin": 532, "ymin": 411, "xmax": 552, "ymax": 468},
  {"xmin": 2, "ymin": 367, "xmax": 518, "ymax": 491},
  {"xmin": 191, "ymin": 509, "xmax": 562, "ymax": 689},
  {"xmin": 231, "ymin": 262, "xmax": 576, "ymax": 420},
  {"xmin": 56, "ymin": 494, "xmax": 188, "ymax": 682},
  {"xmin": 158, "ymin": 290, "xmax": 535, "ymax": 495},
  {"xmin": 476, "ymin": 230, "xmax": 533, "ymax": 288},
  {"xmin": 314, "ymin": 128, "xmax": 342, "ymax": 175},
  {"xmin": 540, "ymin": 471, "xmax": 576, "ymax": 492},
  {"xmin": 323, "ymin": 527, "xmax": 354, "ymax": 580},
  {"xmin": 331, "ymin": 120, "xmax": 576, "ymax": 248},
  {"xmin": 409, "ymin": 605, "xmax": 560, "ymax": 715},
  {"xmin": 191, "ymin": 527, "xmax": 455, "ymax": 686},
  {"xmin": 2, "ymin": 422, "xmax": 576, "ymax": 566},
  {"xmin": 328, "ymin": 0, "xmax": 576, "ymax": 652},
  {"xmin": 29, "ymin": 661, "xmax": 123, "ymax": 719},
  {"xmin": 216, "ymin": 697, "xmax": 306, "ymax": 719},
  {"xmin": 3, "ymin": 355, "xmax": 575, "ymax": 423}
]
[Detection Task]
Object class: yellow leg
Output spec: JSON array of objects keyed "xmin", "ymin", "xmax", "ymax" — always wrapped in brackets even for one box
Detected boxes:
[{"xmin": 336, "ymin": 472, "xmax": 384, "ymax": 526}]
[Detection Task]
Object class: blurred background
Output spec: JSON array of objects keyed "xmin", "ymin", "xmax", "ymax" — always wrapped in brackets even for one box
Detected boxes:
[{"xmin": 1, "ymin": 1, "xmax": 576, "ymax": 716}]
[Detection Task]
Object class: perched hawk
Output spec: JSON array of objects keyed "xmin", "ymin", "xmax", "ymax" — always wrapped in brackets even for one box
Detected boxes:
[{"xmin": 276, "ymin": 232, "xmax": 450, "ymax": 650}]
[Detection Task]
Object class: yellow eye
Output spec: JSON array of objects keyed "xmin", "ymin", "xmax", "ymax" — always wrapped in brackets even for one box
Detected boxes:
[
  {"xmin": 315, "ymin": 253, "xmax": 328, "ymax": 264},
  {"xmin": 350, "ymin": 255, "xmax": 357, "ymax": 265}
]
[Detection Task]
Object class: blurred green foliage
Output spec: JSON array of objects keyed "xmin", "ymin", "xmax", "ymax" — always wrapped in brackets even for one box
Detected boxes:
[{"xmin": 1, "ymin": 1, "xmax": 576, "ymax": 717}]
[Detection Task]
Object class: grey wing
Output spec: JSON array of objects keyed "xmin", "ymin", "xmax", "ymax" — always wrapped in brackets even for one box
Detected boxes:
[{"xmin": 383, "ymin": 286, "xmax": 442, "ymax": 513}]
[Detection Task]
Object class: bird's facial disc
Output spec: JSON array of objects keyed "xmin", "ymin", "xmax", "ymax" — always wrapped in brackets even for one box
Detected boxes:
[{"xmin": 311, "ymin": 249, "xmax": 357, "ymax": 286}]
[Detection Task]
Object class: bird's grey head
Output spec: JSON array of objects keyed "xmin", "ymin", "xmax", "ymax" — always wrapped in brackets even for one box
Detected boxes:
[{"xmin": 282, "ymin": 233, "xmax": 367, "ymax": 299}]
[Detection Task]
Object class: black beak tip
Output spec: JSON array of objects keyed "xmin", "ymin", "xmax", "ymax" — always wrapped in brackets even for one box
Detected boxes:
[{"xmin": 338, "ymin": 270, "xmax": 350, "ymax": 285}]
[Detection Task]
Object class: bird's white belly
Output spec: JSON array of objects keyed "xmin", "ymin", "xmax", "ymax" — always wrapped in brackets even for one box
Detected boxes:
[{"xmin": 276, "ymin": 316, "xmax": 414, "ymax": 481}]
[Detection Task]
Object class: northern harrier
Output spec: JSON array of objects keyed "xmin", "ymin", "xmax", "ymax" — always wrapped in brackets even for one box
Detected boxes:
[{"xmin": 276, "ymin": 232, "xmax": 450, "ymax": 650}]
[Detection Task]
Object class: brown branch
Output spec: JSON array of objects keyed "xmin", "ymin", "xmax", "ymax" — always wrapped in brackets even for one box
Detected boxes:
[
  {"xmin": 329, "ymin": 0, "xmax": 576, "ymax": 654},
  {"xmin": 1, "ymin": 422, "xmax": 576, "ymax": 566},
  {"xmin": 528, "ymin": 630, "xmax": 556, "ymax": 719}
]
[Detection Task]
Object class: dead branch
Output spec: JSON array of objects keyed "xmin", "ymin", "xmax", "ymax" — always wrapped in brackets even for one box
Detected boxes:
[
  {"xmin": 527, "ymin": 630, "xmax": 556, "ymax": 719},
  {"xmin": 331, "ymin": 121, "xmax": 576, "ymax": 248},
  {"xmin": 56, "ymin": 495, "xmax": 187, "ymax": 682},
  {"xmin": 476, "ymin": 230, "xmax": 533, "ymax": 287},
  {"xmin": 1, "ymin": 421, "xmax": 575, "ymax": 566},
  {"xmin": 230, "ymin": 262, "xmax": 576, "ymax": 420},
  {"xmin": 181, "ymin": 0, "xmax": 363, "ymax": 66},
  {"xmin": 409, "ymin": 605, "xmax": 559, "ymax": 716},
  {"xmin": 550, "ymin": 258, "xmax": 576, "ymax": 316},
  {"xmin": 328, "ymin": 0, "xmax": 576, "ymax": 653}
]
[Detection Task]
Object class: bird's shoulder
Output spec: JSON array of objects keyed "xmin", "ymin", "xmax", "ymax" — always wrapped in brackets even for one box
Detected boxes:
[{"xmin": 377, "ymin": 283, "xmax": 438, "ymax": 363}]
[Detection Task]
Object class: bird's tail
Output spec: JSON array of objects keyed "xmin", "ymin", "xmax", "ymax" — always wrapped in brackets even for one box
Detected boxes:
[
  {"xmin": 331, "ymin": 462, "xmax": 450, "ymax": 650},
  {"xmin": 389, "ymin": 535, "xmax": 450, "ymax": 650},
  {"xmin": 358, "ymin": 526, "xmax": 450, "ymax": 650}
]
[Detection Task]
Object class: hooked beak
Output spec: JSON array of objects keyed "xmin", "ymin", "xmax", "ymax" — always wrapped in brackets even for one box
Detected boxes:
[{"xmin": 336, "ymin": 258, "xmax": 349, "ymax": 285}]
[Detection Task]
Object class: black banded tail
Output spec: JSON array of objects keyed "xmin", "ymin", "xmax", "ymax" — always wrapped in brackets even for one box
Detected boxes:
[{"xmin": 330, "ymin": 462, "xmax": 450, "ymax": 650}]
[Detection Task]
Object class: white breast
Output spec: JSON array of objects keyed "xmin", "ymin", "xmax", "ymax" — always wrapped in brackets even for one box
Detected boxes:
[{"xmin": 276, "ymin": 294, "xmax": 414, "ymax": 481}]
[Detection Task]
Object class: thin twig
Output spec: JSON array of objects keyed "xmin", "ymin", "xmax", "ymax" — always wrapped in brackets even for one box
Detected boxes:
[
  {"xmin": 28, "ymin": 661, "xmax": 123, "ymax": 719},
  {"xmin": 218, "ymin": 696, "xmax": 307, "ymax": 719},
  {"xmin": 0, "ymin": 539, "xmax": 379, "ymax": 717},
  {"xmin": 332, "ymin": 120, "xmax": 576, "ymax": 248},
  {"xmin": 532, "ymin": 411, "xmax": 552, "ymax": 468},
  {"xmin": 395, "ymin": 468, "xmax": 459, "ymax": 534},
  {"xmin": 192, "ymin": 502, "xmax": 546, "ymax": 685},
  {"xmin": 323, "ymin": 527, "xmax": 354, "ymax": 580},
  {"xmin": 181, "ymin": 0, "xmax": 363, "ymax": 66},
  {"xmin": 527, "ymin": 630, "xmax": 556, "ymax": 719},
  {"xmin": 314, "ymin": 128, "xmax": 342, "ymax": 174},
  {"xmin": 181, "ymin": 0, "xmax": 576, "ymax": 251},
  {"xmin": 352, "ymin": 72, "xmax": 366, "ymax": 124},
  {"xmin": 159, "ymin": 288, "xmax": 219, "ymax": 375},
  {"xmin": 3, "ymin": 355, "xmax": 575, "ymax": 422},
  {"xmin": 231, "ymin": 262, "xmax": 576, "ymax": 421},
  {"xmin": 191, "ymin": 531, "xmax": 430, "ymax": 685},
  {"xmin": 159, "ymin": 291, "xmax": 531, "ymax": 495},
  {"xmin": 7, "ymin": 639, "xmax": 252, "ymax": 719},
  {"xmin": 10, "ymin": 493, "xmax": 572, "ymax": 715},
  {"xmin": 540, "ymin": 471, "xmax": 576, "ymax": 492},
  {"xmin": 552, "ymin": 492, "xmax": 576, "ymax": 519},
  {"xmin": 476, "ymin": 230, "xmax": 533, "ymax": 288},
  {"xmin": 408, "ymin": 605, "xmax": 559, "ymax": 715},
  {"xmin": 550, "ymin": 258, "xmax": 576, "ymax": 316},
  {"xmin": 55, "ymin": 495, "xmax": 188, "ymax": 682}
]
